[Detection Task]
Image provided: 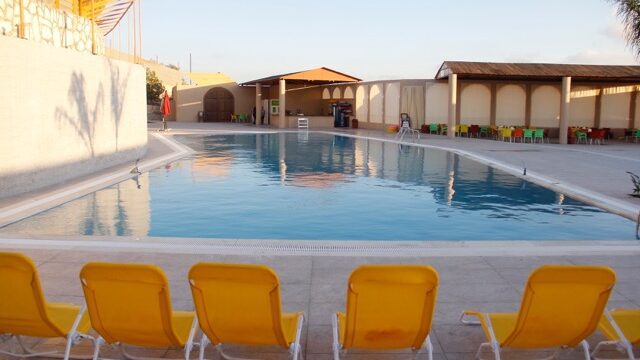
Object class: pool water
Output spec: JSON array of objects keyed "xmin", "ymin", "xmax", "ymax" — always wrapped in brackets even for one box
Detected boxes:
[{"xmin": 1, "ymin": 133, "xmax": 635, "ymax": 240}]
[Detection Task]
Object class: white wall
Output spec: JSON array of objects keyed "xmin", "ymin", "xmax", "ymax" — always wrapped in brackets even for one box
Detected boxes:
[
  {"xmin": 0, "ymin": 36, "xmax": 147, "ymax": 199},
  {"xmin": 355, "ymin": 85, "xmax": 368, "ymax": 122},
  {"xmin": 384, "ymin": 83, "xmax": 400, "ymax": 124},
  {"xmin": 460, "ymin": 84, "xmax": 490, "ymax": 125},
  {"xmin": 425, "ymin": 82, "xmax": 448, "ymax": 124},
  {"xmin": 531, "ymin": 85, "xmax": 560, "ymax": 128},
  {"xmin": 496, "ymin": 84, "xmax": 526, "ymax": 126},
  {"xmin": 369, "ymin": 84, "xmax": 383, "ymax": 123},
  {"xmin": 569, "ymin": 86, "xmax": 596, "ymax": 127},
  {"xmin": 600, "ymin": 86, "xmax": 631, "ymax": 129}
]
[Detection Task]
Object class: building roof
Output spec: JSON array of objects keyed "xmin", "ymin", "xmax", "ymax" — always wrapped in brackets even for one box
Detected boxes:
[
  {"xmin": 240, "ymin": 67, "xmax": 361, "ymax": 86},
  {"xmin": 435, "ymin": 61, "xmax": 640, "ymax": 82}
]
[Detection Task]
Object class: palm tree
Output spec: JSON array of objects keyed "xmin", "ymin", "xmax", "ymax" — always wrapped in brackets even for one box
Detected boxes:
[{"xmin": 609, "ymin": 0, "xmax": 640, "ymax": 56}]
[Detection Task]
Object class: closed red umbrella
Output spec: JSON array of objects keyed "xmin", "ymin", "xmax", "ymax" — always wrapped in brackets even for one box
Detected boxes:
[{"xmin": 161, "ymin": 91, "xmax": 170, "ymax": 131}]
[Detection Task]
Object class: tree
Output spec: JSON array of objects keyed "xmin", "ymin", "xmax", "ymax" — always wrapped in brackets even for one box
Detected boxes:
[
  {"xmin": 146, "ymin": 68, "xmax": 165, "ymax": 105},
  {"xmin": 609, "ymin": 0, "xmax": 640, "ymax": 57}
]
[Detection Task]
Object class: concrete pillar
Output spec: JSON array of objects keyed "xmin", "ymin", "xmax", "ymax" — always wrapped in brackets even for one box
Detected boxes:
[
  {"xmin": 279, "ymin": 79, "xmax": 286, "ymax": 128},
  {"xmin": 255, "ymin": 82, "xmax": 262, "ymax": 125},
  {"xmin": 559, "ymin": 76, "xmax": 571, "ymax": 144},
  {"xmin": 447, "ymin": 74, "xmax": 458, "ymax": 139}
]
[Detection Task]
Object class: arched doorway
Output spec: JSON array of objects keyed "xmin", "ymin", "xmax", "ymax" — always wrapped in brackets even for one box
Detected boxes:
[{"xmin": 203, "ymin": 87, "xmax": 234, "ymax": 122}]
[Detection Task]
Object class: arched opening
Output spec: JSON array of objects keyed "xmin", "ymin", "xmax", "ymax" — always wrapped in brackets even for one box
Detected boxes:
[{"xmin": 203, "ymin": 87, "xmax": 234, "ymax": 122}]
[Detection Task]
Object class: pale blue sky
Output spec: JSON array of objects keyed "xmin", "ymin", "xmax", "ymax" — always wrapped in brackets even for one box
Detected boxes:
[{"xmin": 114, "ymin": 0, "xmax": 638, "ymax": 82}]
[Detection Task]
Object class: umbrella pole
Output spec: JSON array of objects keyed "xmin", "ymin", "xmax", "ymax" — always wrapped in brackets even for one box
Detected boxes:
[{"xmin": 161, "ymin": 117, "xmax": 168, "ymax": 131}]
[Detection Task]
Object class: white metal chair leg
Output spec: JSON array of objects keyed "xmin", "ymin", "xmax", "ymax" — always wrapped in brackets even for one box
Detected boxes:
[
  {"xmin": 92, "ymin": 336, "xmax": 104, "ymax": 360},
  {"xmin": 184, "ymin": 317, "xmax": 199, "ymax": 360},
  {"xmin": 290, "ymin": 314, "xmax": 304, "ymax": 360},
  {"xmin": 198, "ymin": 335, "xmax": 209, "ymax": 360},
  {"xmin": 331, "ymin": 314, "xmax": 341, "ymax": 360},
  {"xmin": 579, "ymin": 340, "xmax": 590, "ymax": 360}
]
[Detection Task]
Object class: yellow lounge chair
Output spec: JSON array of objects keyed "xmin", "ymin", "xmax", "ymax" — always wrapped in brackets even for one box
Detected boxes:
[
  {"xmin": 332, "ymin": 265, "xmax": 439, "ymax": 360},
  {"xmin": 0, "ymin": 252, "xmax": 92, "ymax": 360},
  {"xmin": 188, "ymin": 263, "xmax": 305, "ymax": 360},
  {"xmin": 593, "ymin": 308, "xmax": 639, "ymax": 360},
  {"xmin": 461, "ymin": 265, "xmax": 616, "ymax": 360},
  {"xmin": 80, "ymin": 263, "xmax": 198, "ymax": 360}
]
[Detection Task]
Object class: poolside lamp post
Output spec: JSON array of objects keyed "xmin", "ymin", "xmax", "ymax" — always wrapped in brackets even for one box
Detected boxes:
[
  {"xmin": 559, "ymin": 76, "xmax": 572, "ymax": 145},
  {"xmin": 447, "ymin": 74, "xmax": 457, "ymax": 139}
]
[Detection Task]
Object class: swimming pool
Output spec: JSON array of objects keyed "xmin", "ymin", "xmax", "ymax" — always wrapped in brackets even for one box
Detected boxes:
[{"xmin": 1, "ymin": 133, "xmax": 635, "ymax": 240}]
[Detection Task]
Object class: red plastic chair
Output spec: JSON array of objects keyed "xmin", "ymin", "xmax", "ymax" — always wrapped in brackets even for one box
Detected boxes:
[
  {"xmin": 469, "ymin": 125, "xmax": 480, "ymax": 138},
  {"xmin": 513, "ymin": 128, "xmax": 524, "ymax": 142}
]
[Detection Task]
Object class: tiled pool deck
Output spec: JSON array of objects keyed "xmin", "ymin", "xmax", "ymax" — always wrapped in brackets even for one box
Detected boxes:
[
  {"xmin": 1, "ymin": 122, "xmax": 639, "ymax": 359},
  {"xmin": 0, "ymin": 248, "xmax": 639, "ymax": 359}
]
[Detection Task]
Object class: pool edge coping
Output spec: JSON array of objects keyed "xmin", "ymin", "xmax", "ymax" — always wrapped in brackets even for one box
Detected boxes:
[{"xmin": 0, "ymin": 133, "xmax": 195, "ymax": 227}]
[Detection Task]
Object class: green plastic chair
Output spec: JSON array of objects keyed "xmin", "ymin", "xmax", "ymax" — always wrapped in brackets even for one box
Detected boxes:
[
  {"xmin": 441, "ymin": 125, "xmax": 448, "ymax": 135},
  {"xmin": 429, "ymin": 123, "xmax": 439, "ymax": 134},
  {"xmin": 479, "ymin": 127, "xmax": 489, "ymax": 138},
  {"xmin": 534, "ymin": 128, "xmax": 544, "ymax": 143},
  {"xmin": 238, "ymin": 114, "xmax": 247, "ymax": 123},
  {"xmin": 634, "ymin": 129, "xmax": 640, "ymax": 143},
  {"xmin": 575, "ymin": 131, "xmax": 588, "ymax": 144},
  {"xmin": 523, "ymin": 129, "xmax": 533, "ymax": 143}
]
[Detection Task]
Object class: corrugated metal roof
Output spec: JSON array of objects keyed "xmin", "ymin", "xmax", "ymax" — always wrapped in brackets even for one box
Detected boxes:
[
  {"xmin": 241, "ymin": 67, "xmax": 361, "ymax": 86},
  {"xmin": 436, "ymin": 61, "xmax": 640, "ymax": 82}
]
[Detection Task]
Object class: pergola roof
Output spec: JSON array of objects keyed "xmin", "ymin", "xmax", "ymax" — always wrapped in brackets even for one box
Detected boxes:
[
  {"xmin": 436, "ymin": 61, "xmax": 640, "ymax": 82},
  {"xmin": 77, "ymin": 0, "xmax": 134, "ymax": 35},
  {"xmin": 240, "ymin": 67, "xmax": 361, "ymax": 86}
]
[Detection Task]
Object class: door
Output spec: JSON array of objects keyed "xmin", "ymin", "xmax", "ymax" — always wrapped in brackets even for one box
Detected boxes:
[{"xmin": 203, "ymin": 87, "xmax": 234, "ymax": 122}]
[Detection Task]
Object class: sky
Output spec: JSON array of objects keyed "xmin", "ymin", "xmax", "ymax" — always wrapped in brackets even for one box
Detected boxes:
[{"xmin": 109, "ymin": 0, "xmax": 639, "ymax": 83}]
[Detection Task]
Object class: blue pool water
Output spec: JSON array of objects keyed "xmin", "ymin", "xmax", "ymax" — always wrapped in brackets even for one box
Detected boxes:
[{"xmin": 1, "ymin": 133, "xmax": 635, "ymax": 240}]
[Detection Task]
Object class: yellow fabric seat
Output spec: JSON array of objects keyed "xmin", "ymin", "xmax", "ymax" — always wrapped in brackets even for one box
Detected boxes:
[
  {"xmin": 462, "ymin": 265, "xmax": 616, "ymax": 359},
  {"xmin": 593, "ymin": 308, "xmax": 640, "ymax": 358},
  {"xmin": 188, "ymin": 263, "xmax": 305, "ymax": 360},
  {"xmin": 332, "ymin": 265, "xmax": 439, "ymax": 359},
  {"xmin": 80, "ymin": 262, "xmax": 198, "ymax": 358},
  {"xmin": 0, "ymin": 252, "xmax": 92, "ymax": 360},
  {"xmin": 46, "ymin": 303, "xmax": 92, "ymax": 335}
]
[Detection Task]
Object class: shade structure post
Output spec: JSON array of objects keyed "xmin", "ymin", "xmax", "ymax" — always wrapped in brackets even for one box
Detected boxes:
[
  {"xmin": 279, "ymin": 78, "xmax": 286, "ymax": 128},
  {"xmin": 18, "ymin": 0, "xmax": 25, "ymax": 38},
  {"xmin": 255, "ymin": 82, "xmax": 262, "ymax": 125},
  {"xmin": 447, "ymin": 73, "xmax": 457, "ymax": 139},
  {"xmin": 91, "ymin": 0, "xmax": 96, "ymax": 54},
  {"xmin": 559, "ymin": 76, "xmax": 571, "ymax": 144}
]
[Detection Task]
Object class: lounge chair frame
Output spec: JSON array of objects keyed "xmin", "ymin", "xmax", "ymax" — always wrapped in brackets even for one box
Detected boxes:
[
  {"xmin": 0, "ymin": 305, "xmax": 93, "ymax": 360},
  {"xmin": 197, "ymin": 314, "xmax": 304, "ymax": 360},
  {"xmin": 332, "ymin": 313, "xmax": 434, "ymax": 360},
  {"xmin": 90, "ymin": 317, "xmax": 199, "ymax": 360},
  {"xmin": 591, "ymin": 309, "xmax": 636, "ymax": 360},
  {"xmin": 460, "ymin": 312, "xmax": 591, "ymax": 360}
]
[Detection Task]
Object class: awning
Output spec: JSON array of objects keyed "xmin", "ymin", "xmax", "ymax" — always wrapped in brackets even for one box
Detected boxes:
[
  {"xmin": 240, "ymin": 67, "xmax": 361, "ymax": 86},
  {"xmin": 75, "ymin": 0, "xmax": 134, "ymax": 35}
]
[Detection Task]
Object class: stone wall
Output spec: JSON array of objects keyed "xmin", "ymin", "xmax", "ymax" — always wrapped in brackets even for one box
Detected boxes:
[
  {"xmin": 0, "ymin": 0, "xmax": 104, "ymax": 55},
  {"xmin": 0, "ymin": 35, "xmax": 146, "ymax": 199}
]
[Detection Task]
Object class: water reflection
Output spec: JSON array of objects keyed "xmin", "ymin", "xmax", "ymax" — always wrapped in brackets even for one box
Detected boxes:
[
  {"xmin": 1, "ymin": 133, "xmax": 633, "ymax": 240},
  {"xmin": 4, "ymin": 175, "xmax": 150, "ymax": 236}
]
